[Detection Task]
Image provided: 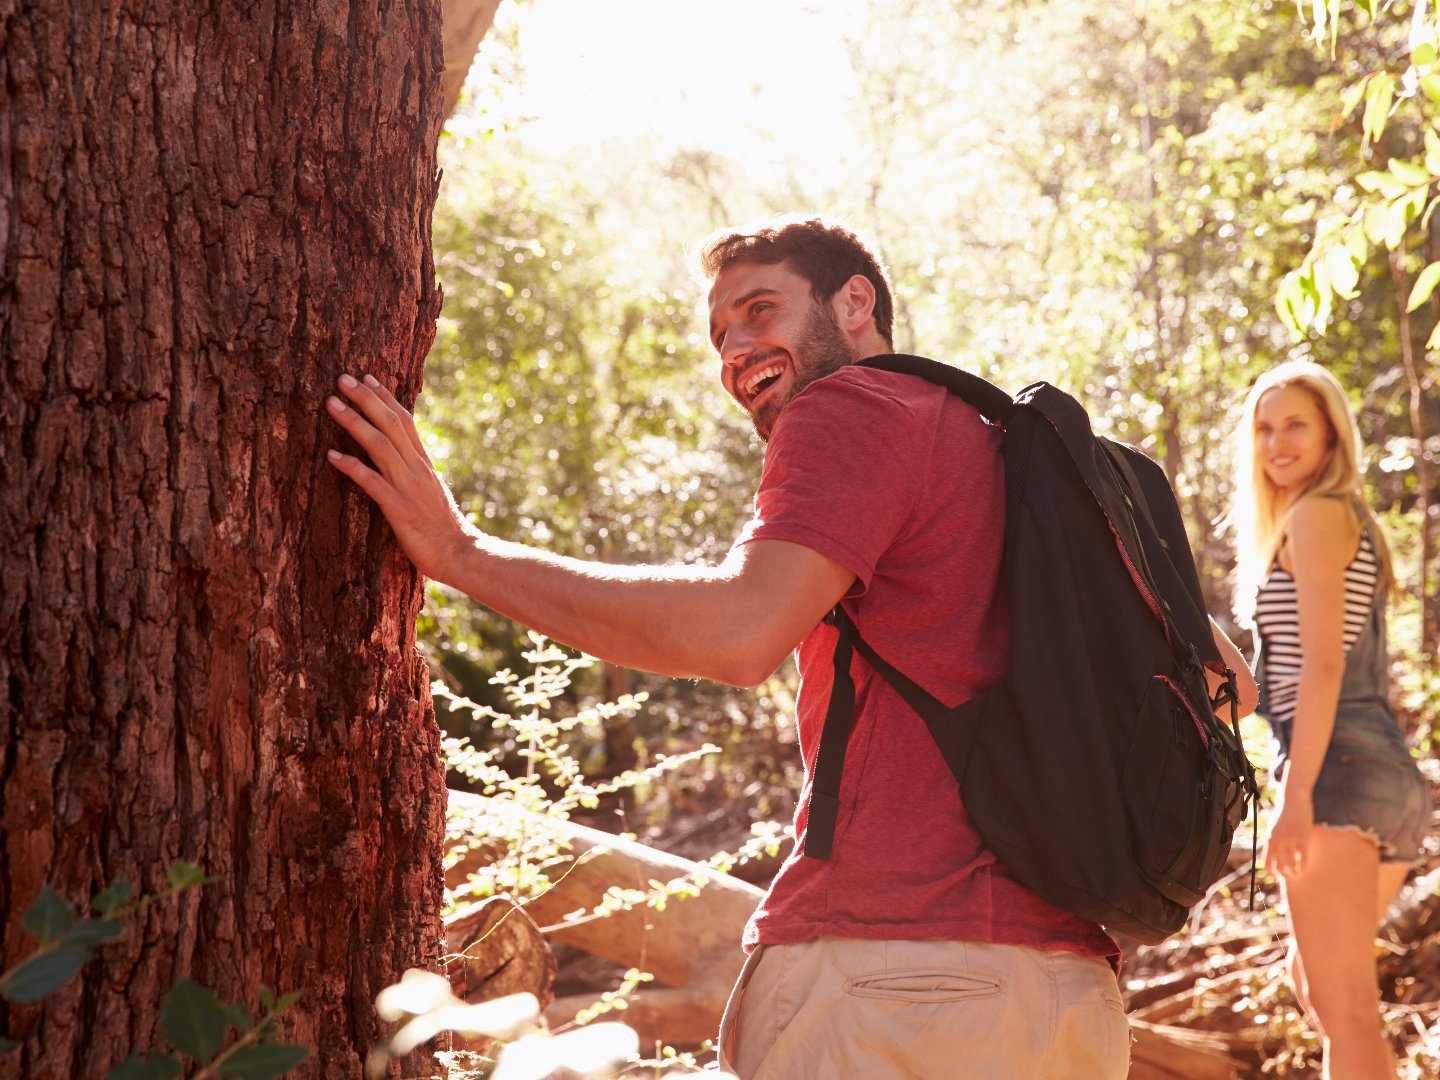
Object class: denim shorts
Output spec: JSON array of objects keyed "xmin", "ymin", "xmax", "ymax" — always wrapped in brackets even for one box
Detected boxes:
[{"xmin": 1276, "ymin": 707, "xmax": 1430, "ymax": 864}]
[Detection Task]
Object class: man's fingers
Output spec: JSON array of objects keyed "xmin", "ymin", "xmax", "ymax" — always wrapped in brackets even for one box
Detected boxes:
[
  {"xmin": 326, "ymin": 394, "xmax": 407, "ymax": 478},
  {"xmin": 336, "ymin": 374, "xmax": 428, "ymax": 460},
  {"xmin": 326, "ymin": 448, "xmax": 397, "ymax": 508},
  {"xmin": 357, "ymin": 374, "xmax": 429, "ymax": 458}
]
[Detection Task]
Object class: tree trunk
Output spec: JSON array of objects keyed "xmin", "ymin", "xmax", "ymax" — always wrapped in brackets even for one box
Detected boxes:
[{"xmin": 1, "ymin": 3, "xmax": 449, "ymax": 1076}]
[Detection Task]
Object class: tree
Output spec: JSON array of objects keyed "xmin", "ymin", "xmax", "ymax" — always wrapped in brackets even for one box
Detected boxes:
[{"xmin": 0, "ymin": 2, "xmax": 453, "ymax": 1075}]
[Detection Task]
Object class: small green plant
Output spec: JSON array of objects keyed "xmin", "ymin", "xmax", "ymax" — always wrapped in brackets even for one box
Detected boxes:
[
  {"xmin": 0, "ymin": 864, "xmax": 309, "ymax": 1079},
  {"xmin": 104, "ymin": 980, "xmax": 308, "ymax": 1080},
  {"xmin": 421, "ymin": 636, "xmax": 782, "ymax": 1075},
  {"xmin": 441, "ymin": 634, "xmax": 724, "ymax": 909}
]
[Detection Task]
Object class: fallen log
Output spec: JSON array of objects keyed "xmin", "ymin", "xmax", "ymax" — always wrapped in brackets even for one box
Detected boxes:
[
  {"xmin": 445, "ymin": 895, "xmax": 557, "ymax": 1007},
  {"xmin": 446, "ymin": 790, "xmax": 762, "ymax": 1046},
  {"xmin": 1128, "ymin": 1020, "xmax": 1244, "ymax": 1079}
]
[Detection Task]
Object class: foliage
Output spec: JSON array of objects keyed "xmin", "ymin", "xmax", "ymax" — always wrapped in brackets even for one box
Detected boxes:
[
  {"xmin": 0, "ymin": 866, "xmax": 308, "ymax": 1080},
  {"xmin": 1280, "ymin": 0, "xmax": 1440, "ymax": 339},
  {"xmin": 442, "ymin": 634, "xmax": 723, "ymax": 905},
  {"xmin": 423, "ymin": 3, "xmax": 1439, "ymax": 1070},
  {"xmin": 418, "ymin": 117, "xmax": 762, "ymax": 708},
  {"xmin": 441, "ymin": 634, "xmax": 786, "ymax": 918},
  {"xmin": 371, "ymin": 636, "xmax": 777, "ymax": 1074}
]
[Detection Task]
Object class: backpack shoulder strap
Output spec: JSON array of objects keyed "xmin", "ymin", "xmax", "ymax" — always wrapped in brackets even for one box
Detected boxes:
[
  {"xmin": 1014, "ymin": 384, "xmax": 1216, "ymax": 666},
  {"xmin": 804, "ymin": 355, "xmax": 1004, "ymax": 861},
  {"xmin": 855, "ymin": 354, "xmax": 1015, "ymax": 424},
  {"xmin": 1104, "ymin": 442, "xmax": 1220, "ymax": 666}
]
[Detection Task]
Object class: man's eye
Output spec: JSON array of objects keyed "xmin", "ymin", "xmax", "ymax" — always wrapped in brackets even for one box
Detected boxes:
[{"xmin": 750, "ymin": 301, "xmax": 772, "ymax": 316}]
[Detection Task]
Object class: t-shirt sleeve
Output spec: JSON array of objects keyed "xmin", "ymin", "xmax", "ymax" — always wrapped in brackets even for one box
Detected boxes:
[{"xmin": 734, "ymin": 370, "xmax": 931, "ymax": 596}]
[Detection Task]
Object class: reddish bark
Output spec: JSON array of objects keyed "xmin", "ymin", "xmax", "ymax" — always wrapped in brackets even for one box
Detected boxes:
[{"xmin": 0, "ymin": 2, "xmax": 449, "ymax": 1075}]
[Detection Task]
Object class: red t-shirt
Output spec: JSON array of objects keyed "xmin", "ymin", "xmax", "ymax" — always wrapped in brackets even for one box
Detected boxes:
[{"xmin": 735, "ymin": 365, "xmax": 1116, "ymax": 962}]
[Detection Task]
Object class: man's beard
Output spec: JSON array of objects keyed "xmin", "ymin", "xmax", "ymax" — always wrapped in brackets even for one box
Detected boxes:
[{"xmin": 752, "ymin": 306, "xmax": 859, "ymax": 442}]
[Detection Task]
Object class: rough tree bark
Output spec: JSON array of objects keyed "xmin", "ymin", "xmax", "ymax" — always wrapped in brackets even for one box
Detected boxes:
[{"xmin": 0, "ymin": 2, "xmax": 451, "ymax": 1076}]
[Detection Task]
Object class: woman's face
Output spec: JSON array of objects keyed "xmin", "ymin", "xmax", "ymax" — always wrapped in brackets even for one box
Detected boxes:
[{"xmin": 1254, "ymin": 384, "xmax": 1334, "ymax": 492}]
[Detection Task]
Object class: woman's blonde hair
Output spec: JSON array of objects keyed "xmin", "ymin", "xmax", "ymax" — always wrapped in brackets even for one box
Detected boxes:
[{"xmin": 1231, "ymin": 360, "xmax": 1393, "ymax": 627}]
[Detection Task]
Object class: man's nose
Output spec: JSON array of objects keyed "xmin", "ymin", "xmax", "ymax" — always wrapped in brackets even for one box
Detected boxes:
[{"xmin": 720, "ymin": 328, "xmax": 755, "ymax": 370}]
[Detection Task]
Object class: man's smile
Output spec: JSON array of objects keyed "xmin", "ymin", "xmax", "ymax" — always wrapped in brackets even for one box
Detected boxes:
[{"xmin": 742, "ymin": 359, "xmax": 787, "ymax": 407}]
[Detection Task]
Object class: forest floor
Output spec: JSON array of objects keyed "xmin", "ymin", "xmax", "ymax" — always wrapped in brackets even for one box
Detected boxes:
[{"xmin": 566, "ymin": 755, "xmax": 1440, "ymax": 1079}]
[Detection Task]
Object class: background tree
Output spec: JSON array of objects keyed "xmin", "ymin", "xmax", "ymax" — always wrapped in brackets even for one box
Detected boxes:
[{"xmin": 0, "ymin": 2, "xmax": 456, "ymax": 1075}]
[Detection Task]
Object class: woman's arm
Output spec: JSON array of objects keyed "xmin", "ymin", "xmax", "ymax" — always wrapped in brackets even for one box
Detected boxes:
[{"xmin": 1265, "ymin": 495, "xmax": 1359, "ymax": 878}]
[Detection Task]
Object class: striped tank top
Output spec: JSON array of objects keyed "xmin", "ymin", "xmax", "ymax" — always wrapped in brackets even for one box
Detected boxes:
[{"xmin": 1253, "ymin": 530, "xmax": 1381, "ymax": 727}]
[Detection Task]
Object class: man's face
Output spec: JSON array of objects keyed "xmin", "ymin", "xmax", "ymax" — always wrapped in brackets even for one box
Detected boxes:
[{"xmin": 707, "ymin": 260, "xmax": 859, "ymax": 441}]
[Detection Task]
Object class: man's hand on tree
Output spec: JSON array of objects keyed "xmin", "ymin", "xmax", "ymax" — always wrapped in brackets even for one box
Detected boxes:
[{"xmin": 325, "ymin": 374, "xmax": 475, "ymax": 583}]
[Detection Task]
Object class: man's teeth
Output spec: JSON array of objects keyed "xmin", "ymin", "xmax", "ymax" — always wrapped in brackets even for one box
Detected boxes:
[{"xmin": 743, "ymin": 362, "xmax": 785, "ymax": 398}]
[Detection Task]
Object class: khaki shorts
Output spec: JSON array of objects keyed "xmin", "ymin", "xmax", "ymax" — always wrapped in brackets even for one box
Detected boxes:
[{"xmin": 718, "ymin": 937, "xmax": 1130, "ymax": 1079}]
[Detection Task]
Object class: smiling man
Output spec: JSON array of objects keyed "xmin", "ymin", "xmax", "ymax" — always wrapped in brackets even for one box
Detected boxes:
[{"xmin": 324, "ymin": 217, "xmax": 1131, "ymax": 1078}]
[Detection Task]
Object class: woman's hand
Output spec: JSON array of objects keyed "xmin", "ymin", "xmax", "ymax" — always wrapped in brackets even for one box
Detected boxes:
[
  {"xmin": 1264, "ymin": 789, "xmax": 1315, "ymax": 879},
  {"xmin": 324, "ymin": 373, "xmax": 476, "ymax": 585}
]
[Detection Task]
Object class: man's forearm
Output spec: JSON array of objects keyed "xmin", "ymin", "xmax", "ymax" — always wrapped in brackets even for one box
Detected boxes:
[{"xmin": 441, "ymin": 534, "xmax": 768, "ymax": 685}]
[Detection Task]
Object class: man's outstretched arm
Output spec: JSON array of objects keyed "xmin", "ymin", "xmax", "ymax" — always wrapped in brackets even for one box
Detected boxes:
[{"xmin": 324, "ymin": 374, "xmax": 853, "ymax": 686}]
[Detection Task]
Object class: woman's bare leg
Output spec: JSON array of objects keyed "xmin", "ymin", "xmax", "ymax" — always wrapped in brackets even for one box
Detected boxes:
[{"xmin": 1281, "ymin": 826, "xmax": 1396, "ymax": 1080}]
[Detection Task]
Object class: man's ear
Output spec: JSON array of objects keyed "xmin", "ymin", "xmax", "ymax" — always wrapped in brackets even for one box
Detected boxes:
[{"xmin": 831, "ymin": 274, "xmax": 877, "ymax": 334}]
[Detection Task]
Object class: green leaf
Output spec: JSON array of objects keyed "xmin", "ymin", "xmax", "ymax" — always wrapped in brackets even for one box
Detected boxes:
[
  {"xmin": 22, "ymin": 886, "xmax": 76, "ymax": 945},
  {"xmin": 165, "ymin": 862, "xmax": 209, "ymax": 892},
  {"xmin": 0, "ymin": 1036, "xmax": 18, "ymax": 1055},
  {"xmin": 92, "ymin": 882, "xmax": 136, "ymax": 917},
  {"xmin": 0, "ymin": 947, "xmax": 91, "ymax": 1003},
  {"xmin": 1355, "ymin": 170, "xmax": 1407, "ymax": 197},
  {"xmin": 1340, "ymin": 75, "xmax": 1371, "ymax": 117},
  {"xmin": 217, "ymin": 1043, "xmax": 310, "ymax": 1079},
  {"xmin": 1423, "ymin": 73, "xmax": 1440, "ymax": 103},
  {"xmin": 1416, "ymin": 42, "xmax": 1438, "ymax": 67},
  {"xmin": 274, "ymin": 990, "xmax": 303, "ymax": 1012},
  {"xmin": 1426, "ymin": 319, "xmax": 1440, "ymax": 349},
  {"xmin": 60, "ymin": 919, "xmax": 124, "ymax": 949},
  {"xmin": 1276, "ymin": 270, "xmax": 1312, "ymax": 335},
  {"xmin": 1389, "ymin": 158, "xmax": 1431, "ymax": 186},
  {"xmin": 1421, "ymin": 194, "xmax": 1440, "ymax": 232},
  {"xmin": 1409, "ymin": 261, "xmax": 1440, "ymax": 311},
  {"xmin": 1363, "ymin": 201, "xmax": 1408, "ymax": 248},
  {"xmin": 257, "ymin": 985, "xmax": 276, "ymax": 1011},
  {"xmin": 161, "ymin": 979, "xmax": 228, "ymax": 1060},
  {"xmin": 1363, "ymin": 74, "xmax": 1395, "ymax": 144},
  {"xmin": 1322, "ymin": 242, "xmax": 1361, "ymax": 299},
  {"xmin": 105, "ymin": 1052, "xmax": 183, "ymax": 1080},
  {"xmin": 1404, "ymin": 187, "xmax": 1429, "ymax": 226},
  {"xmin": 223, "ymin": 1003, "xmax": 254, "ymax": 1032},
  {"xmin": 1425, "ymin": 131, "xmax": 1440, "ymax": 177}
]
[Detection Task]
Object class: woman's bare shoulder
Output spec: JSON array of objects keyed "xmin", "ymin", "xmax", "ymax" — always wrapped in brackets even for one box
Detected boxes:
[{"xmin": 1284, "ymin": 495, "xmax": 1361, "ymax": 571}]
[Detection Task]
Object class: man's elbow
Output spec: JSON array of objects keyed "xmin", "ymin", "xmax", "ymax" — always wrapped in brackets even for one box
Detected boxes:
[{"xmin": 704, "ymin": 635, "xmax": 790, "ymax": 689}]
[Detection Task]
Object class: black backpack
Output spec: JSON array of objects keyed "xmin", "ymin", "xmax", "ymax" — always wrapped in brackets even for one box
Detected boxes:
[{"xmin": 803, "ymin": 354, "xmax": 1258, "ymax": 945}]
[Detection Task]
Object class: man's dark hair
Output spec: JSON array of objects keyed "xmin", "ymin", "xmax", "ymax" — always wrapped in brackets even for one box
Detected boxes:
[{"xmin": 697, "ymin": 217, "xmax": 895, "ymax": 348}]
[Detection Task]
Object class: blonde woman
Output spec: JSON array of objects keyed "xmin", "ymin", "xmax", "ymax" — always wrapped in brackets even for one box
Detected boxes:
[{"xmin": 1233, "ymin": 361, "xmax": 1429, "ymax": 1079}]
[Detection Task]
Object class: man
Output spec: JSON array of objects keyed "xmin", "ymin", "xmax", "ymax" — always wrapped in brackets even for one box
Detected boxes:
[{"xmin": 325, "ymin": 217, "xmax": 1131, "ymax": 1077}]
